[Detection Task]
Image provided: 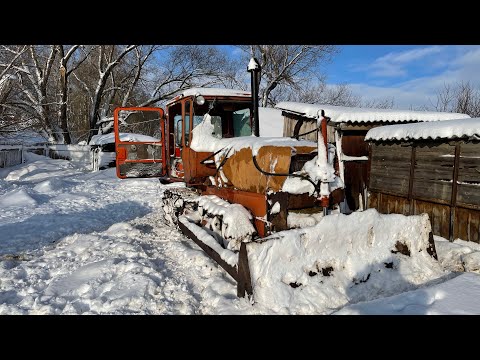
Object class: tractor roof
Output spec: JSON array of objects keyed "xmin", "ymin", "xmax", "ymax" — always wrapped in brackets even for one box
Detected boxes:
[{"xmin": 166, "ymin": 87, "xmax": 251, "ymax": 105}]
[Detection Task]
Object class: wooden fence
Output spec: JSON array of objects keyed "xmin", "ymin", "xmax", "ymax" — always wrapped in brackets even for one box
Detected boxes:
[
  {"xmin": 368, "ymin": 140, "xmax": 480, "ymax": 242},
  {"xmin": 0, "ymin": 144, "xmax": 93, "ymax": 169},
  {"xmin": 0, "ymin": 145, "xmax": 24, "ymax": 168}
]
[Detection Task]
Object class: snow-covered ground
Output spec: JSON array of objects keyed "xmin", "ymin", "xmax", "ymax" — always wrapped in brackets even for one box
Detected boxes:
[{"xmin": 1, "ymin": 153, "xmax": 480, "ymax": 314}]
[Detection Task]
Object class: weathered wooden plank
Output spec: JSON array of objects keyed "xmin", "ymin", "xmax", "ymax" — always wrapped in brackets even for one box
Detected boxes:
[
  {"xmin": 414, "ymin": 166, "xmax": 455, "ymax": 179},
  {"xmin": 412, "ymin": 144, "xmax": 455, "ymax": 202},
  {"xmin": 370, "ymin": 145, "xmax": 411, "ymax": 197},
  {"xmin": 457, "ymin": 154, "xmax": 480, "ymax": 182},
  {"xmin": 375, "ymin": 193, "xmax": 410, "ymax": 215},
  {"xmin": 458, "ymin": 142, "xmax": 480, "ymax": 156},
  {"xmin": 412, "ymin": 200, "xmax": 450, "ymax": 239},
  {"xmin": 342, "ymin": 132, "xmax": 369, "ymax": 156},
  {"xmin": 283, "ymin": 116, "xmax": 318, "ymax": 142},
  {"xmin": 368, "ymin": 190, "xmax": 379, "ymax": 210},
  {"xmin": 412, "ymin": 180, "xmax": 452, "ymax": 202},
  {"xmin": 237, "ymin": 242, "xmax": 253, "ymax": 297},
  {"xmin": 455, "ymin": 206, "xmax": 469, "ymax": 241},
  {"xmin": 457, "ymin": 184, "xmax": 480, "ymax": 207},
  {"xmin": 432, "ymin": 204, "xmax": 451, "ymax": 239},
  {"xmin": 370, "ymin": 177, "xmax": 409, "ymax": 196}
]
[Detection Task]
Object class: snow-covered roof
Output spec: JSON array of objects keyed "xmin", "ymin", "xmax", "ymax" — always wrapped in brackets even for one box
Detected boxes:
[
  {"xmin": 365, "ymin": 118, "xmax": 480, "ymax": 142},
  {"xmin": 275, "ymin": 102, "xmax": 470, "ymax": 124},
  {"xmin": 167, "ymin": 88, "xmax": 251, "ymax": 104},
  {"xmin": 90, "ymin": 133, "xmax": 160, "ymax": 145}
]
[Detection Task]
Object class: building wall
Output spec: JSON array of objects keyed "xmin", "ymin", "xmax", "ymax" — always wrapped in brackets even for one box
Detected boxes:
[{"xmin": 368, "ymin": 140, "xmax": 480, "ymax": 243}]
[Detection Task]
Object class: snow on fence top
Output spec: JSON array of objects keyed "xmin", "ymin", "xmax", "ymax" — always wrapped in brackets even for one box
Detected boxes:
[
  {"xmin": 365, "ymin": 118, "xmax": 480, "ymax": 142},
  {"xmin": 275, "ymin": 101, "xmax": 470, "ymax": 124}
]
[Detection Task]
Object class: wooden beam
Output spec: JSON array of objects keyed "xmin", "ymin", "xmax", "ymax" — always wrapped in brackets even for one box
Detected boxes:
[
  {"xmin": 237, "ymin": 242, "xmax": 253, "ymax": 298},
  {"xmin": 408, "ymin": 145, "xmax": 416, "ymax": 214},
  {"xmin": 450, "ymin": 142, "xmax": 461, "ymax": 241}
]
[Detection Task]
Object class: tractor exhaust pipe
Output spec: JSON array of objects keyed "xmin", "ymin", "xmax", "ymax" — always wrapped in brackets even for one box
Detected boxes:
[{"xmin": 248, "ymin": 57, "xmax": 261, "ymax": 137}]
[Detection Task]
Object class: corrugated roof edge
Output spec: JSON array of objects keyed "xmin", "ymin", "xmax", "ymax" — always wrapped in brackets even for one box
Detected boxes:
[{"xmin": 365, "ymin": 118, "xmax": 480, "ymax": 142}]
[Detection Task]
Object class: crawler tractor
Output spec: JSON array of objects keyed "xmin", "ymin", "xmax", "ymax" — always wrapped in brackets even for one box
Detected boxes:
[{"xmin": 113, "ymin": 59, "xmax": 437, "ymax": 300}]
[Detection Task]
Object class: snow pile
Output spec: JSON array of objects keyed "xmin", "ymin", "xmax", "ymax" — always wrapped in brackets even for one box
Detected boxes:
[
  {"xmin": 0, "ymin": 189, "xmax": 37, "ymax": 208},
  {"xmin": 275, "ymin": 102, "xmax": 470, "ymax": 123},
  {"xmin": 5, "ymin": 153, "xmax": 77, "ymax": 182},
  {"xmin": 196, "ymin": 195, "xmax": 255, "ymax": 250},
  {"xmin": 33, "ymin": 179, "xmax": 64, "ymax": 193},
  {"xmin": 48, "ymin": 144, "xmax": 91, "ymax": 167},
  {"xmin": 90, "ymin": 132, "xmax": 160, "ymax": 146},
  {"xmin": 434, "ymin": 236, "xmax": 480, "ymax": 273},
  {"xmin": 246, "ymin": 209, "xmax": 444, "ymax": 314},
  {"xmin": 335, "ymin": 272, "xmax": 480, "ymax": 315},
  {"xmin": 365, "ymin": 117, "xmax": 480, "ymax": 141}
]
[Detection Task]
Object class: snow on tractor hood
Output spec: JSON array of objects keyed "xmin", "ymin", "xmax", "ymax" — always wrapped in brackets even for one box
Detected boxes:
[{"xmin": 191, "ymin": 114, "xmax": 341, "ymax": 195}]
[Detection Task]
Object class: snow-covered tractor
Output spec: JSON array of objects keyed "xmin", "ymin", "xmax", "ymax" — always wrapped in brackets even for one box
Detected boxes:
[{"xmin": 113, "ymin": 59, "xmax": 438, "ymax": 303}]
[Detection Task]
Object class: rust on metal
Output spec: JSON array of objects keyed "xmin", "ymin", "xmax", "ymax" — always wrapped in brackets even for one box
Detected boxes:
[{"xmin": 204, "ymin": 186, "xmax": 268, "ymax": 237}]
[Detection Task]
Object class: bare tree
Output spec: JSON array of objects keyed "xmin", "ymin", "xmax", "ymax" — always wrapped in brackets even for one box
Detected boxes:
[
  {"xmin": 433, "ymin": 81, "xmax": 480, "ymax": 117},
  {"xmin": 56, "ymin": 45, "xmax": 92, "ymax": 144},
  {"xmin": 138, "ymin": 45, "xmax": 235, "ymax": 107},
  {"xmin": 10, "ymin": 45, "xmax": 60, "ymax": 141},
  {"xmin": 362, "ymin": 97, "xmax": 395, "ymax": 109},
  {"xmin": 237, "ymin": 45, "xmax": 338, "ymax": 107}
]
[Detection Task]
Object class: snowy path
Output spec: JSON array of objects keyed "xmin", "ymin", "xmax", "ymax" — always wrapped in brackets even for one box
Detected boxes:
[
  {"xmin": 0, "ymin": 154, "xmax": 249, "ymax": 314},
  {"xmin": 1, "ymin": 154, "xmax": 480, "ymax": 314}
]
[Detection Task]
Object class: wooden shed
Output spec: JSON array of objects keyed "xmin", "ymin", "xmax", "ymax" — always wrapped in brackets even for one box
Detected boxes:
[
  {"xmin": 274, "ymin": 101, "xmax": 470, "ymax": 212},
  {"xmin": 366, "ymin": 118, "xmax": 480, "ymax": 243}
]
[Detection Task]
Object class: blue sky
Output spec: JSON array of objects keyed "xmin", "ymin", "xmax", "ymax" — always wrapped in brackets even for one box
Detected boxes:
[
  {"xmin": 322, "ymin": 45, "xmax": 480, "ymax": 108},
  {"xmin": 224, "ymin": 45, "xmax": 480, "ymax": 109}
]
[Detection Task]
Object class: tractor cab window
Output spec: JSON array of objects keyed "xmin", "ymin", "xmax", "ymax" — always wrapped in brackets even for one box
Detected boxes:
[
  {"xmin": 192, "ymin": 100, "xmax": 252, "ymax": 139},
  {"xmin": 232, "ymin": 108, "xmax": 251, "ymax": 137}
]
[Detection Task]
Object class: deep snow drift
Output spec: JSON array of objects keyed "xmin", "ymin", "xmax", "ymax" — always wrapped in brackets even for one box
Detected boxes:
[{"xmin": 1, "ymin": 154, "xmax": 480, "ymax": 314}]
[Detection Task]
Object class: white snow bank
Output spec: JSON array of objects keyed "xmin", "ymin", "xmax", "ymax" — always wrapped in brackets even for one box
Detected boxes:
[
  {"xmin": 335, "ymin": 272, "xmax": 480, "ymax": 315},
  {"xmin": 275, "ymin": 102, "xmax": 470, "ymax": 123},
  {"xmin": 90, "ymin": 132, "xmax": 160, "ymax": 145},
  {"xmin": 5, "ymin": 154, "xmax": 77, "ymax": 182},
  {"xmin": 33, "ymin": 178, "xmax": 64, "ymax": 193},
  {"xmin": 0, "ymin": 189, "xmax": 37, "ymax": 208},
  {"xmin": 246, "ymin": 209, "xmax": 443, "ymax": 314},
  {"xmin": 365, "ymin": 117, "xmax": 480, "ymax": 141},
  {"xmin": 434, "ymin": 235, "xmax": 480, "ymax": 273}
]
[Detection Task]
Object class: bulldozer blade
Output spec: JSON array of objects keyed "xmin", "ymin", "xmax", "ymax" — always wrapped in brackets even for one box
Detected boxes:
[{"xmin": 178, "ymin": 216, "xmax": 253, "ymax": 298}]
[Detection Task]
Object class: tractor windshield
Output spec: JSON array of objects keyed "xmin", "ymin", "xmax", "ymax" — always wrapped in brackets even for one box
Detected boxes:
[{"xmin": 193, "ymin": 100, "xmax": 252, "ymax": 138}]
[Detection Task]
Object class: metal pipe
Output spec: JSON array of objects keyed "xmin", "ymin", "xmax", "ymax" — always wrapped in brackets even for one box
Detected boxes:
[{"xmin": 248, "ymin": 58, "xmax": 261, "ymax": 137}]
